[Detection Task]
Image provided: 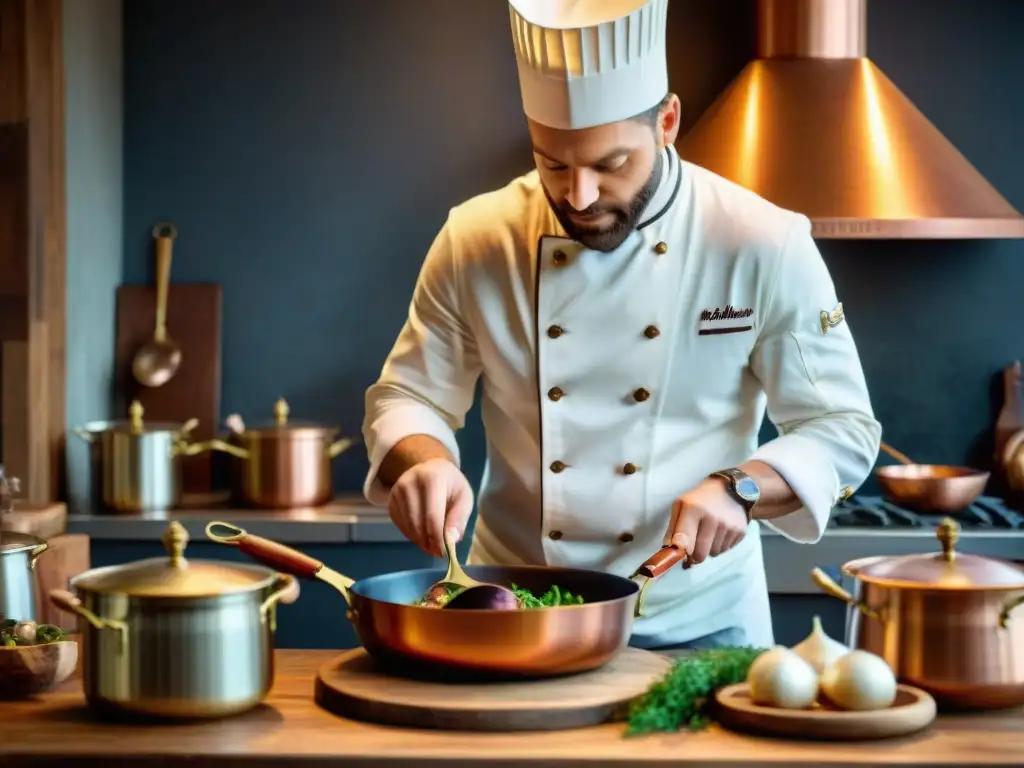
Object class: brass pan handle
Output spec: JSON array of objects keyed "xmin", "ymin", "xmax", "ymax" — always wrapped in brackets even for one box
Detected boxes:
[
  {"xmin": 810, "ymin": 567, "xmax": 880, "ymax": 621},
  {"xmin": 630, "ymin": 545, "xmax": 687, "ymax": 618}
]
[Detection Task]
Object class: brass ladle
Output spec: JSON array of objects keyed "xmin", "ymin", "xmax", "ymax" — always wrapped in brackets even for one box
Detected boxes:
[
  {"xmin": 423, "ymin": 532, "xmax": 519, "ymax": 610},
  {"xmin": 132, "ymin": 222, "xmax": 183, "ymax": 388}
]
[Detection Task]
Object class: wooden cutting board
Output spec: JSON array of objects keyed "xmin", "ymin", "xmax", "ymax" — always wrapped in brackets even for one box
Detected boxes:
[
  {"xmin": 314, "ymin": 647, "xmax": 670, "ymax": 731},
  {"xmin": 114, "ymin": 283, "xmax": 222, "ymax": 493}
]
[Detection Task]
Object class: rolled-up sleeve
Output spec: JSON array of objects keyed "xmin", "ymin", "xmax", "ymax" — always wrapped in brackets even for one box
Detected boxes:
[
  {"xmin": 749, "ymin": 216, "xmax": 882, "ymax": 543},
  {"xmin": 362, "ymin": 214, "xmax": 482, "ymax": 505}
]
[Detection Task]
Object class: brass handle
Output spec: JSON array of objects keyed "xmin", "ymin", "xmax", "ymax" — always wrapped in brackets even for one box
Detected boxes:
[
  {"xmin": 72, "ymin": 427, "xmax": 96, "ymax": 444},
  {"xmin": 999, "ymin": 593, "xmax": 1024, "ymax": 630},
  {"xmin": 29, "ymin": 542, "xmax": 48, "ymax": 569},
  {"xmin": 174, "ymin": 438, "xmax": 250, "ymax": 459},
  {"xmin": 49, "ymin": 589, "xmax": 128, "ymax": 653},
  {"xmin": 327, "ymin": 436, "xmax": 360, "ymax": 459},
  {"xmin": 629, "ymin": 545, "xmax": 688, "ymax": 618},
  {"xmin": 180, "ymin": 418, "xmax": 199, "ymax": 435},
  {"xmin": 810, "ymin": 567, "xmax": 880, "ymax": 621},
  {"xmin": 260, "ymin": 575, "xmax": 300, "ymax": 633}
]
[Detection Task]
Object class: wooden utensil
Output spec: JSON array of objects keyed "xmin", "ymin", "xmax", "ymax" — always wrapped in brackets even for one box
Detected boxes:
[
  {"xmin": 995, "ymin": 361, "xmax": 1024, "ymax": 463},
  {"xmin": 131, "ymin": 223, "xmax": 183, "ymax": 388},
  {"xmin": 314, "ymin": 646, "xmax": 669, "ymax": 731},
  {"xmin": 714, "ymin": 683, "xmax": 937, "ymax": 741},
  {"xmin": 115, "ymin": 282, "xmax": 223, "ymax": 493}
]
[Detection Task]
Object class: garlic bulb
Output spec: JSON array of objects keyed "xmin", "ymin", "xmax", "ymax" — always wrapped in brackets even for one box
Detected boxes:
[
  {"xmin": 790, "ymin": 615, "xmax": 849, "ymax": 674},
  {"xmin": 13, "ymin": 620, "xmax": 38, "ymax": 643},
  {"xmin": 820, "ymin": 650, "xmax": 898, "ymax": 711},
  {"xmin": 746, "ymin": 646, "xmax": 819, "ymax": 709}
]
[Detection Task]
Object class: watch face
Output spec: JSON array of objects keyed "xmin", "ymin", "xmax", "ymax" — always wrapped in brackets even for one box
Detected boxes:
[{"xmin": 735, "ymin": 475, "xmax": 760, "ymax": 502}]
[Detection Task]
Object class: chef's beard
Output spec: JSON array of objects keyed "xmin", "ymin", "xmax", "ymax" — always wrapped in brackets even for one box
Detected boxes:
[{"xmin": 543, "ymin": 152, "xmax": 663, "ymax": 253}]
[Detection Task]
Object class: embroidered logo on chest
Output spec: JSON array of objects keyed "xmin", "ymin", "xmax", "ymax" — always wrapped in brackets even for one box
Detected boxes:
[{"xmin": 697, "ymin": 304, "xmax": 755, "ymax": 336}]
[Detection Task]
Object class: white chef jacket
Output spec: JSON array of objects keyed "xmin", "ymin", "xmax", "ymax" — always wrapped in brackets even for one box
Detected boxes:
[{"xmin": 362, "ymin": 146, "xmax": 881, "ymax": 649}]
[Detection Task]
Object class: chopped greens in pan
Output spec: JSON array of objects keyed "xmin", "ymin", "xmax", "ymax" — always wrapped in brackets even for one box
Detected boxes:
[{"xmin": 415, "ymin": 582, "xmax": 585, "ymax": 609}]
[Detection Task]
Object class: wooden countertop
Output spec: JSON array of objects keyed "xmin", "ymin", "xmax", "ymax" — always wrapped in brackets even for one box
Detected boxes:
[{"xmin": 1, "ymin": 650, "xmax": 1021, "ymax": 766}]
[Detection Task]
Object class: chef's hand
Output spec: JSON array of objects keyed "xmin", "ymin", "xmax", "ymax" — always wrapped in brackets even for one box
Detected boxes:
[
  {"xmin": 664, "ymin": 478, "xmax": 749, "ymax": 566},
  {"xmin": 388, "ymin": 458, "xmax": 474, "ymax": 558}
]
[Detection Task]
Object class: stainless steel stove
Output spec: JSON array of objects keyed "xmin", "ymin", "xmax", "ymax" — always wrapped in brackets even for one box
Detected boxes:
[
  {"xmin": 830, "ymin": 495, "xmax": 1024, "ymax": 530},
  {"xmin": 763, "ymin": 494, "xmax": 1024, "ymax": 594}
]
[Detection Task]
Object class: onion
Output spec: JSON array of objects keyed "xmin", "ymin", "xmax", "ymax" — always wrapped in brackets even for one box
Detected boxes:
[
  {"xmin": 746, "ymin": 645, "xmax": 819, "ymax": 709},
  {"xmin": 820, "ymin": 650, "xmax": 898, "ymax": 711},
  {"xmin": 790, "ymin": 615, "xmax": 849, "ymax": 674}
]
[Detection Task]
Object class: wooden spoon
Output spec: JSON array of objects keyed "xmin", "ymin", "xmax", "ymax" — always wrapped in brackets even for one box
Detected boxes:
[
  {"xmin": 879, "ymin": 441, "xmax": 915, "ymax": 465},
  {"xmin": 132, "ymin": 222, "xmax": 183, "ymax": 388}
]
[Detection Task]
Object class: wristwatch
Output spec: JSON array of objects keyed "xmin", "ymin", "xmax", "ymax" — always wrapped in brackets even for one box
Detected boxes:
[{"xmin": 709, "ymin": 468, "xmax": 760, "ymax": 521}]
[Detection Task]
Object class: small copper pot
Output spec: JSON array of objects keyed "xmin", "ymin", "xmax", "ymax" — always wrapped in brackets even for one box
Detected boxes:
[
  {"xmin": 226, "ymin": 399, "xmax": 358, "ymax": 509},
  {"xmin": 811, "ymin": 518, "xmax": 1024, "ymax": 711}
]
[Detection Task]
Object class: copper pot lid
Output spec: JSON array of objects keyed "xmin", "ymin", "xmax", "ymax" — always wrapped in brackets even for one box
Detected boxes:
[
  {"xmin": 853, "ymin": 518, "xmax": 1024, "ymax": 590},
  {"xmin": 72, "ymin": 521, "xmax": 278, "ymax": 598},
  {"xmin": 241, "ymin": 398, "xmax": 338, "ymax": 439},
  {"xmin": 98, "ymin": 401, "xmax": 197, "ymax": 436},
  {"xmin": 0, "ymin": 530, "xmax": 45, "ymax": 556}
]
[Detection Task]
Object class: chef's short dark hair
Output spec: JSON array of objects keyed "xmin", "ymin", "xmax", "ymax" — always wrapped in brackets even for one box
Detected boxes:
[{"xmin": 632, "ymin": 93, "xmax": 672, "ymax": 129}]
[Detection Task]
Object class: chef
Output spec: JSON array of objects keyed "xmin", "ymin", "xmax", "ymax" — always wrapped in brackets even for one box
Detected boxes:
[{"xmin": 361, "ymin": 0, "xmax": 881, "ymax": 650}]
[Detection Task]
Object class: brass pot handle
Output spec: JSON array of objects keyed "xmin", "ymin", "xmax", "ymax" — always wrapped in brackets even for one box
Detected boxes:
[
  {"xmin": 29, "ymin": 542, "xmax": 48, "ymax": 569},
  {"xmin": 810, "ymin": 567, "xmax": 881, "ymax": 621},
  {"xmin": 72, "ymin": 427, "xmax": 96, "ymax": 444},
  {"xmin": 174, "ymin": 438, "xmax": 250, "ymax": 459},
  {"xmin": 327, "ymin": 436, "xmax": 360, "ymax": 459},
  {"xmin": 999, "ymin": 593, "xmax": 1024, "ymax": 630},
  {"xmin": 260, "ymin": 574, "xmax": 300, "ymax": 632},
  {"xmin": 629, "ymin": 545, "xmax": 688, "ymax": 618},
  {"xmin": 49, "ymin": 589, "xmax": 128, "ymax": 653}
]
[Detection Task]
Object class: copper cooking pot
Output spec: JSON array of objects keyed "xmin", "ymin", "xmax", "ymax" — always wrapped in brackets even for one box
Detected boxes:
[
  {"xmin": 811, "ymin": 518, "xmax": 1024, "ymax": 711},
  {"xmin": 224, "ymin": 399, "xmax": 359, "ymax": 509},
  {"xmin": 875, "ymin": 441, "xmax": 989, "ymax": 514}
]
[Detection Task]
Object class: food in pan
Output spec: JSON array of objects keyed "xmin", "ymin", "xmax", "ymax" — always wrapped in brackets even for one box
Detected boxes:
[
  {"xmin": 415, "ymin": 582, "xmax": 586, "ymax": 609},
  {"xmin": 1, "ymin": 619, "xmax": 65, "ymax": 647}
]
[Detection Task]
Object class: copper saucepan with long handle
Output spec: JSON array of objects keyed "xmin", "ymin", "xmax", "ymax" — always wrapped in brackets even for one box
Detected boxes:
[
  {"xmin": 875, "ymin": 441, "xmax": 990, "ymax": 514},
  {"xmin": 205, "ymin": 521, "xmax": 684, "ymax": 678}
]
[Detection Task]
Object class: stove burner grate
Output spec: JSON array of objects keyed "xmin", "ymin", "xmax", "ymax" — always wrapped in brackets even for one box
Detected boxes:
[{"xmin": 832, "ymin": 496, "xmax": 1024, "ymax": 529}]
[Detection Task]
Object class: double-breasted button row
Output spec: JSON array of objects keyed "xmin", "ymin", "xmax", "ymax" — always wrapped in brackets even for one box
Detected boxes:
[
  {"xmin": 545, "ymin": 385, "xmax": 651, "ymax": 402},
  {"xmin": 546, "ymin": 323, "xmax": 658, "ymax": 340},
  {"xmin": 552, "ymin": 250, "xmax": 568, "ymax": 266}
]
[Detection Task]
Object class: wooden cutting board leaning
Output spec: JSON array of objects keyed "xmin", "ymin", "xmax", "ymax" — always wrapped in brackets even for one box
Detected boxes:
[{"xmin": 114, "ymin": 224, "xmax": 223, "ymax": 494}]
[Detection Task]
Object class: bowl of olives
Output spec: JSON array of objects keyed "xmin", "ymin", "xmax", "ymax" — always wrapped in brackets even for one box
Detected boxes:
[{"xmin": 0, "ymin": 619, "xmax": 77, "ymax": 698}]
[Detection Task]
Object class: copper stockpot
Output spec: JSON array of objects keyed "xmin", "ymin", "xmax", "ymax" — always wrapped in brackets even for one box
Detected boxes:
[
  {"xmin": 811, "ymin": 518, "xmax": 1024, "ymax": 711},
  {"xmin": 226, "ymin": 399, "xmax": 358, "ymax": 509}
]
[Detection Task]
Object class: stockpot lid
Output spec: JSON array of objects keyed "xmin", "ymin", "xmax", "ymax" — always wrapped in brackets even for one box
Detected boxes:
[
  {"xmin": 241, "ymin": 398, "xmax": 338, "ymax": 439},
  {"xmin": 852, "ymin": 518, "xmax": 1024, "ymax": 590},
  {"xmin": 0, "ymin": 530, "xmax": 45, "ymax": 556},
  {"xmin": 72, "ymin": 521, "xmax": 278, "ymax": 598},
  {"xmin": 95, "ymin": 400, "xmax": 194, "ymax": 436}
]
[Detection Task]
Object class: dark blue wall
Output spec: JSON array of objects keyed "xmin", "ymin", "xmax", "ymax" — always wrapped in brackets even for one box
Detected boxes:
[{"xmin": 122, "ymin": 0, "xmax": 1024, "ymax": 499}]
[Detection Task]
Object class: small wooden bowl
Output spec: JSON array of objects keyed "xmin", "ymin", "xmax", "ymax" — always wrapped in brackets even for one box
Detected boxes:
[{"xmin": 0, "ymin": 640, "xmax": 78, "ymax": 698}]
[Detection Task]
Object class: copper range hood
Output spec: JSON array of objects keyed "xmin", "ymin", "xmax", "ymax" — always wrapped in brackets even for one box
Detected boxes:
[{"xmin": 677, "ymin": 0, "xmax": 1024, "ymax": 239}]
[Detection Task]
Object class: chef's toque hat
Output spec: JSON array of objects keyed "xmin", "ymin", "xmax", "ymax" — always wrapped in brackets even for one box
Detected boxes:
[{"xmin": 507, "ymin": 0, "xmax": 670, "ymax": 131}]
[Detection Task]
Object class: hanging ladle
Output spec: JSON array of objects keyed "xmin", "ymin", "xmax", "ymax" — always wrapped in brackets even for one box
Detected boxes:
[{"xmin": 421, "ymin": 532, "xmax": 520, "ymax": 610}]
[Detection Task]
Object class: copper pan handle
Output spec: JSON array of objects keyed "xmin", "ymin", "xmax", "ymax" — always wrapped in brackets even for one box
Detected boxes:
[
  {"xmin": 205, "ymin": 521, "xmax": 355, "ymax": 606},
  {"xmin": 630, "ymin": 545, "xmax": 687, "ymax": 618}
]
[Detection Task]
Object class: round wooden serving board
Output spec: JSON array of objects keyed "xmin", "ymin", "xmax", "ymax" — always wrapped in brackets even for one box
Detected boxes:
[
  {"xmin": 314, "ymin": 647, "xmax": 670, "ymax": 731},
  {"xmin": 714, "ymin": 683, "xmax": 937, "ymax": 741}
]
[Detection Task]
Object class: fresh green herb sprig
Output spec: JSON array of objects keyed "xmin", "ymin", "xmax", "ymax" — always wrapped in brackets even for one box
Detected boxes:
[
  {"xmin": 509, "ymin": 583, "xmax": 585, "ymax": 608},
  {"xmin": 626, "ymin": 646, "xmax": 767, "ymax": 735}
]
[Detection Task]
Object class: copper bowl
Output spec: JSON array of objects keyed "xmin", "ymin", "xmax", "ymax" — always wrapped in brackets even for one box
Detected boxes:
[{"xmin": 875, "ymin": 464, "xmax": 990, "ymax": 514}]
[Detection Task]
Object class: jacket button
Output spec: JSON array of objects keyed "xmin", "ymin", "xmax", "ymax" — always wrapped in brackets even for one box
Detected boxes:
[
  {"xmin": 633, "ymin": 388, "xmax": 651, "ymax": 402},
  {"xmin": 653, "ymin": 241, "xmax": 668, "ymax": 255},
  {"xmin": 548, "ymin": 386, "xmax": 564, "ymax": 401},
  {"xmin": 548, "ymin": 530, "xmax": 563, "ymax": 541},
  {"xmin": 547, "ymin": 325, "xmax": 564, "ymax": 339},
  {"xmin": 622, "ymin": 463, "xmax": 639, "ymax": 475},
  {"xmin": 552, "ymin": 250, "xmax": 568, "ymax": 266},
  {"xmin": 619, "ymin": 532, "xmax": 634, "ymax": 544},
  {"xmin": 644, "ymin": 325, "xmax": 660, "ymax": 339},
  {"xmin": 550, "ymin": 460, "xmax": 567, "ymax": 473}
]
